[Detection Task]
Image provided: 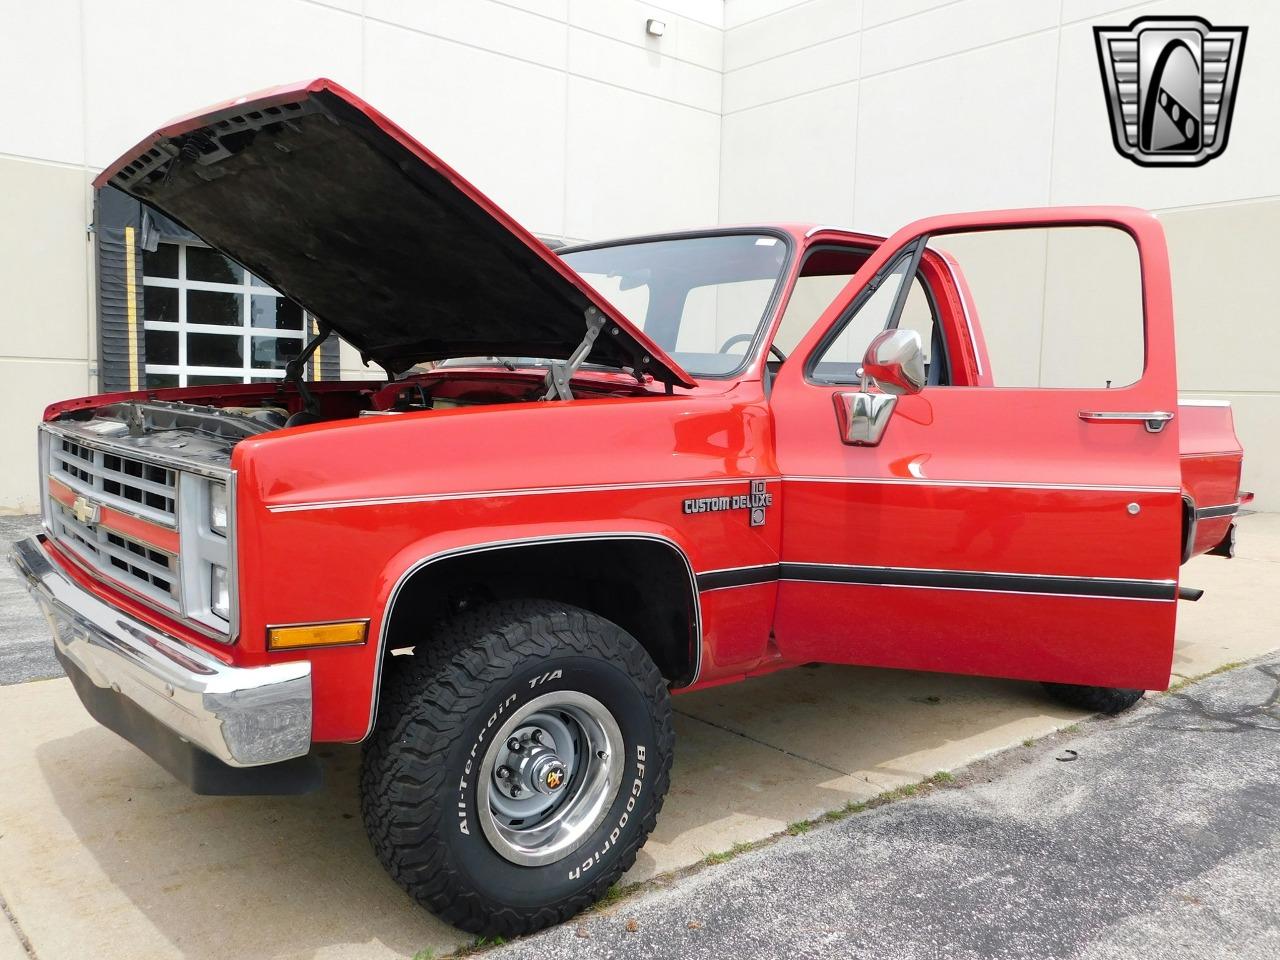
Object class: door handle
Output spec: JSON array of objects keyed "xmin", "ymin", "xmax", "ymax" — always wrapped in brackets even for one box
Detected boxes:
[{"xmin": 1078, "ymin": 410, "xmax": 1174, "ymax": 433}]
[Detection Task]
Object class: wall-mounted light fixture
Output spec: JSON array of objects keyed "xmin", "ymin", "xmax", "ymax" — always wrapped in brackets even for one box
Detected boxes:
[{"xmin": 645, "ymin": 18, "xmax": 666, "ymax": 37}]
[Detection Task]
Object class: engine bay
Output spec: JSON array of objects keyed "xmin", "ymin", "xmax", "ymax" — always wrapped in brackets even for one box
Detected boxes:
[{"xmin": 48, "ymin": 366, "xmax": 663, "ymax": 465}]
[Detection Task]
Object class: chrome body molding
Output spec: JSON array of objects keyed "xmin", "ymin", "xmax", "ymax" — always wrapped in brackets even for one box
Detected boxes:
[
  {"xmin": 363, "ymin": 532, "xmax": 703, "ymax": 741},
  {"xmin": 267, "ymin": 477, "xmax": 782, "ymax": 514},
  {"xmin": 782, "ymin": 475, "xmax": 1181, "ymax": 494},
  {"xmin": 938, "ymin": 253, "xmax": 983, "ymax": 377},
  {"xmin": 1181, "ymin": 494, "xmax": 1198, "ymax": 565},
  {"xmin": 10, "ymin": 536, "xmax": 311, "ymax": 767},
  {"xmin": 804, "ymin": 224, "xmax": 867, "ymax": 238}
]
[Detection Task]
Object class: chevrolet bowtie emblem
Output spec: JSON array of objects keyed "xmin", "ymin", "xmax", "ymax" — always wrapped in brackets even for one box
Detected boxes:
[
  {"xmin": 71, "ymin": 495, "xmax": 100, "ymax": 525},
  {"xmin": 1094, "ymin": 16, "xmax": 1247, "ymax": 167}
]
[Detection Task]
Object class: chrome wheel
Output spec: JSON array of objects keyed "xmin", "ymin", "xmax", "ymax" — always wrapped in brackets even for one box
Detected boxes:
[{"xmin": 476, "ymin": 690, "xmax": 624, "ymax": 866}]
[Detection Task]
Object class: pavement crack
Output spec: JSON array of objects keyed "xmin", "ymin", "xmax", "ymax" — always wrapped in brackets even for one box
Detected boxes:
[
  {"xmin": 0, "ymin": 891, "xmax": 37, "ymax": 959},
  {"xmin": 673, "ymin": 708, "xmax": 853, "ymax": 777},
  {"xmin": 1149, "ymin": 664, "xmax": 1280, "ymax": 733}
]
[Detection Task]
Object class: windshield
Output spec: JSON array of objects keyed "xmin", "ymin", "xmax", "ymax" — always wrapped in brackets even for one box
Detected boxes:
[{"xmin": 559, "ymin": 233, "xmax": 788, "ymax": 377}]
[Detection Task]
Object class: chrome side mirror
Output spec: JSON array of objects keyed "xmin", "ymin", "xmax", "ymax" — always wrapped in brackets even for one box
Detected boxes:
[
  {"xmin": 861, "ymin": 328, "xmax": 925, "ymax": 396},
  {"xmin": 833, "ymin": 329, "xmax": 925, "ymax": 446}
]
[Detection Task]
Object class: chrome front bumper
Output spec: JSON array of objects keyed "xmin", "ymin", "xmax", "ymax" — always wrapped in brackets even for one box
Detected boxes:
[{"xmin": 10, "ymin": 535, "xmax": 312, "ymax": 769}]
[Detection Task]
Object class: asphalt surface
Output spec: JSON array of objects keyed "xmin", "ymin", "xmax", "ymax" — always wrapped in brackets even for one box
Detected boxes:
[
  {"xmin": 0, "ymin": 515, "xmax": 60, "ymax": 685},
  {"xmin": 501, "ymin": 657, "xmax": 1280, "ymax": 960}
]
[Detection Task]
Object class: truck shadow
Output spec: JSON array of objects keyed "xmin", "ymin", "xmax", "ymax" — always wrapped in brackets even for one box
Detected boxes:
[{"xmin": 33, "ymin": 663, "xmax": 1081, "ymax": 957}]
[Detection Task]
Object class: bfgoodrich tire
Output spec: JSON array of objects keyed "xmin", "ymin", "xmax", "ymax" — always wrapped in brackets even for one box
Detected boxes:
[
  {"xmin": 360, "ymin": 600, "xmax": 674, "ymax": 937},
  {"xmin": 1041, "ymin": 682, "xmax": 1144, "ymax": 715}
]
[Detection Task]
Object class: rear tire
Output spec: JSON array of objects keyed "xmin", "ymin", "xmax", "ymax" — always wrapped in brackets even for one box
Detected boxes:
[
  {"xmin": 361, "ymin": 600, "xmax": 673, "ymax": 937},
  {"xmin": 1041, "ymin": 682, "xmax": 1144, "ymax": 715}
]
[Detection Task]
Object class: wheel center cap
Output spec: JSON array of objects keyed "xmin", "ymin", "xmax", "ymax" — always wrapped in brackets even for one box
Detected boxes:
[{"xmin": 529, "ymin": 754, "xmax": 567, "ymax": 795}]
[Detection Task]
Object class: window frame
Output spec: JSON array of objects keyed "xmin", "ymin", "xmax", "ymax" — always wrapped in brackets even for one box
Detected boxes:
[
  {"xmin": 803, "ymin": 237, "xmax": 949, "ymax": 387},
  {"xmin": 557, "ymin": 226, "xmax": 797, "ymax": 382},
  {"xmin": 768, "ymin": 242, "xmax": 873, "ymax": 359}
]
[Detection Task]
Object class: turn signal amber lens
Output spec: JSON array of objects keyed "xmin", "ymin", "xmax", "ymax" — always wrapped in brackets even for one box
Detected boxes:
[{"xmin": 268, "ymin": 621, "xmax": 368, "ymax": 651}]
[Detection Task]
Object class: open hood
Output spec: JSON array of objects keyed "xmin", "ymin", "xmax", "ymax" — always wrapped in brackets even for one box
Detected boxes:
[{"xmin": 95, "ymin": 79, "xmax": 695, "ymax": 387}]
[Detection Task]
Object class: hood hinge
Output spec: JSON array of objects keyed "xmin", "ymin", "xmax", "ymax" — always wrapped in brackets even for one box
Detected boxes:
[{"xmin": 543, "ymin": 307, "xmax": 606, "ymax": 401}]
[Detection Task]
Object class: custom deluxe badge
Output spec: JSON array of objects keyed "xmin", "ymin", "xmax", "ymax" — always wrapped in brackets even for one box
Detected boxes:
[{"xmin": 683, "ymin": 480, "xmax": 773, "ymax": 527}]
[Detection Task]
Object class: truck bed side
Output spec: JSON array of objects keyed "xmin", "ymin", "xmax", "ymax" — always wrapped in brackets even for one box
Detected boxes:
[{"xmin": 1179, "ymin": 399, "xmax": 1246, "ymax": 560}]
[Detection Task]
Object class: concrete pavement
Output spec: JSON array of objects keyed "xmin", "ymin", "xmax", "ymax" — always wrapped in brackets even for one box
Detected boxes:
[
  {"xmin": 505, "ymin": 655, "xmax": 1280, "ymax": 960},
  {"xmin": 0, "ymin": 513, "xmax": 1275, "ymax": 959},
  {"xmin": 0, "ymin": 516, "xmax": 58, "ymax": 686},
  {"xmin": 0, "ymin": 912, "xmax": 27, "ymax": 960}
]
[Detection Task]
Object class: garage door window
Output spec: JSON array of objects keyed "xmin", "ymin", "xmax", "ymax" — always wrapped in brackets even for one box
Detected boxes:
[{"xmin": 141, "ymin": 241, "xmax": 308, "ymax": 388}]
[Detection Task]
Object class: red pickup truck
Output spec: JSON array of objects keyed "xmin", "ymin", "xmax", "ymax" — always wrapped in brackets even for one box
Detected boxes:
[{"xmin": 12, "ymin": 80, "xmax": 1247, "ymax": 936}]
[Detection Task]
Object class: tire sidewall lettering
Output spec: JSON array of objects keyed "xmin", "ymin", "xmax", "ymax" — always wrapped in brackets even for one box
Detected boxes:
[
  {"xmin": 456, "ymin": 691, "xmax": 518, "ymax": 837},
  {"xmin": 567, "ymin": 741, "xmax": 647, "ymax": 881}
]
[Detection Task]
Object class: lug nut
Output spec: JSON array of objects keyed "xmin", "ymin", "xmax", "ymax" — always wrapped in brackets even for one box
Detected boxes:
[
  {"xmin": 511, "ymin": 784, "xmax": 522, "ymax": 796},
  {"xmin": 530, "ymin": 730, "xmax": 543, "ymax": 744},
  {"xmin": 496, "ymin": 766, "xmax": 512, "ymax": 780},
  {"xmin": 507, "ymin": 737, "xmax": 522, "ymax": 752},
  {"xmin": 597, "ymin": 750, "xmax": 607, "ymax": 760}
]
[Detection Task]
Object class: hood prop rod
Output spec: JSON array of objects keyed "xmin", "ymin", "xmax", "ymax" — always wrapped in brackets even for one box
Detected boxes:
[
  {"xmin": 543, "ymin": 307, "xmax": 606, "ymax": 401},
  {"xmin": 284, "ymin": 321, "xmax": 331, "ymax": 414}
]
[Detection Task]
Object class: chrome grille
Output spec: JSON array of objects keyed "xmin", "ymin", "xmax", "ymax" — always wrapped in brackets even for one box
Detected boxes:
[
  {"xmin": 48, "ymin": 498, "xmax": 179, "ymax": 606},
  {"xmin": 51, "ymin": 437, "xmax": 177, "ymax": 523},
  {"xmin": 40, "ymin": 424, "xmax": 237, "ymax": 641}
]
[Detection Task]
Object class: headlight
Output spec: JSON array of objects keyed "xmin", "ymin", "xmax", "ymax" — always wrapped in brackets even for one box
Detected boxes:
[
  {"xmin": 211, "ymin": 565, "xmax": 230, "ymax": 620},
  {"xmin": 209, "ymin": 481, "xmax": 229, "ymax": 536}
]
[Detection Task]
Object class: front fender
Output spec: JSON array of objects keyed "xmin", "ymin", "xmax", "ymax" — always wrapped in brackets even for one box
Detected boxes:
[{"xmin": 362, "ymin": 521, "xmax": 701, "ymax": 741}]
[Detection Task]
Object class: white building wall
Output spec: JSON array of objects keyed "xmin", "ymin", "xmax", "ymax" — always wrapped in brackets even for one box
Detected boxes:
[
  {"xmin": 720, "ymin": 0, "xmax": 1280, "ymax": 509},
  {"xmin": 0, "ymin": 0, "xmax": 723, "ymax": 511},
  {"xmin": 1, "ymin": 0, "xmax": 1277, "ymax": 510}
]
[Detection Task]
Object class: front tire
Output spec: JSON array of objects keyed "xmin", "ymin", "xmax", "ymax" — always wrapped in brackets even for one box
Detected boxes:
[
  {"xmin": 1041, "ymin": 682, "xmax": 1144, "ymax": 715},
  {"xmin": 361, "ymin": 600, "xmax": 673, "ymax": 937}
]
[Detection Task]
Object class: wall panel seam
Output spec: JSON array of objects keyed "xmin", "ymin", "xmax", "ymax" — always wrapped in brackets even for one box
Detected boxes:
[
  {"xmin": 859, "ymin": 24, "xmax": 1058, "ymax": 84},
  {"xmin": 722, "ymin": 77, "xmax": 859, "ymax": 117},
  {"xmin": 723, "ymin": 24, "xmax": 1059, "ymax": 116},
  {"xmin": 724, "ymin": 25, "xmax": 860, "ymax": 74},
  {"xmin": 725, "ymin": 0, "xmax": 824, "ymax": 32}
]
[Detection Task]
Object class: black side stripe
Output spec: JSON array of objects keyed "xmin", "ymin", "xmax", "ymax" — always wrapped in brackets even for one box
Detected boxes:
[
  {"xmin": 697, "ymin": 563, "xmax": 1176, "ymax": 601},
  {"xmin": 696, "ymin": 565, "xmax": 781, "ymax": 591},
  {"xmin": 1195, "ymin": 503, "xmax": 1239, "ymax": 520}
]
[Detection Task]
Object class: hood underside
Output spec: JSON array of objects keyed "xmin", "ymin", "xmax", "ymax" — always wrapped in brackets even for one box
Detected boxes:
[{"xmin": 97, "ymin": 79, "xmax": 694, "ymax": 386}]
